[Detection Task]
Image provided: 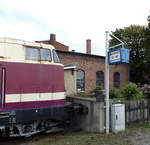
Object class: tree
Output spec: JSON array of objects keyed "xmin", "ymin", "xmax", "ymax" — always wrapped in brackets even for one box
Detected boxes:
[
  {"xmin": 109, "ymin": 21, "xmax": 150, "ymax": 84},
  {"xmin": 143, "ymin": 17, "xmax": 150, "ymax": 81}
]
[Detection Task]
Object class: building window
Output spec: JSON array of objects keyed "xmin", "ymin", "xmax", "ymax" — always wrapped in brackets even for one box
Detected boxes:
[
  {"xmin": 96, "ymin": 71, "xmax": 104, "ymax": 86},
  {"xmin": 114, "ymin": 72, "xmax": 120, "ymax": 88},
  {"xmin": 76, "ymin": 69, "xmax": 85, "ymax": 92}
]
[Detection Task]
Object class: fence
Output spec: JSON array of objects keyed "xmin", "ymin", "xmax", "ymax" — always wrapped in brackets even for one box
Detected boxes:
[
  {"xmin": 124, "ymin": 99, "xmax": 150, "ymax": 125},
  {"xmin": 68, "ymin": 96, "xmax": 150, "ymax": 133}
]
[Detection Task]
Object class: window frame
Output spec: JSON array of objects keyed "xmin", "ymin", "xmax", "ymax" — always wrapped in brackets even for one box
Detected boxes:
[
  {"xmin": 25, "ymin": 47, "xmax": 40, "ymax": 61},
  {"xmin": 25, "ymin": 47, "xmax": 52, "ymax": 62},
  {"xmin": 96, "ymin": 71, "xmax": 104, "ymax": 86},
  {"xmin": 52, "ymin": 49, "xmax": 60, "ymax": 63},
  {"xmin": 114, "ymin": 72, "xmax": 120, "ymax": 88},
  {"xmin": 40, "ymin": 48, "xmax": 52, "ymax": 62},
  {"xmin": 76, "ymin": 69, "xmax": 85, "ymax": 92}
]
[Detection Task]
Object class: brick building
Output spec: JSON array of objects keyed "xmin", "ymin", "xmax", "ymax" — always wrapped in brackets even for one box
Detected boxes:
[
  {"xmin": 36, "ymin": 33, "xmax": 69, "ymax": 51},
  {"xmin": 37, "ymin": 34, "xmax": 130, "ymax": 93}
]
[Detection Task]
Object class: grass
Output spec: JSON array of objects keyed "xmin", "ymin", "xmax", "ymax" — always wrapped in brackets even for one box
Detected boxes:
[
  {"xmin": 26, "ymin": 122, "xmax": 150, "ymax": 145},
  {"xmin": 2, "ymin": 123, "xmax": 150, "ymax": 145},
  {"xmin": 29, "ymin": 132, "xmax": 131, "ymax": 145}
]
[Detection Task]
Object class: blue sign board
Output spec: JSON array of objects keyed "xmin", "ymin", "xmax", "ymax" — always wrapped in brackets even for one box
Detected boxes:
[{"xmin": 108, "ymin": 47, "xmax": 130, "ymax": 65}]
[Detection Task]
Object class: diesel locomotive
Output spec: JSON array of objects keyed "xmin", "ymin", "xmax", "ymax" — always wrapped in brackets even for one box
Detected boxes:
[{"xmin": 0, "ymin": 37, "xmax": 70, "ymax": 137}]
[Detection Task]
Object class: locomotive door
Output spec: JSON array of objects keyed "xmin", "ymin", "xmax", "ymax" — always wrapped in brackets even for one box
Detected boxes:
[{"xmin": 0, "ymin": 67, "xmax": 6, "ymax": 107}]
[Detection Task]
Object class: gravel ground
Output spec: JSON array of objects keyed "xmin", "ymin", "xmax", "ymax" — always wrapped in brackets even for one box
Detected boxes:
[
  {"xmin": 129, "ymin": 125, "xmax": 150, "ymax": 145},
  {"xmin": 1, "ymin": 122, "xmax": 150, "ymax": 145}
]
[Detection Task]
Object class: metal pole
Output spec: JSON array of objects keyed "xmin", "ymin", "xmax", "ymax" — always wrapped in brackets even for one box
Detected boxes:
[
  {"xmin": 110, "ymin": 32, "xmax": 125, "ymax": 45},
  {"xmin": 105, "ymin": 31, "xmax": 109, "ymax": 134},
  {"xmin": 104, "ymin": 31, "xmax": 126, "ymax": 134}
]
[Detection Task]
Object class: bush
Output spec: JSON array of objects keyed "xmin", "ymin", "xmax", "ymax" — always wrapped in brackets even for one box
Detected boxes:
[
  {"xmin": 75, "ymin": 92, "xmax": 94, "ymax": 98},
  {"xmin": 121, "ymin": 84, "xmax": 142, "ymax": 100},
  {"xmin": 91, "ymin": 85, "xmax": 104, "ymax": 97},
  {"xmin": 143, "ymin": 88, "xmax": 150, "ymax": 98},
  {"xmin": 109, "ymin": 88, "xmax": 121, "ymax": 98},
  {"xmin": 140, "ymin": 84, "xmax": 150, "ymax": 98}
]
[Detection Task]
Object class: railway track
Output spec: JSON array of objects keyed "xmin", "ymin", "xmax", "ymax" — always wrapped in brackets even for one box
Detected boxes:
[{"xmin": 0, "ymin": 128, "xmax": 65, "ymax": 145}]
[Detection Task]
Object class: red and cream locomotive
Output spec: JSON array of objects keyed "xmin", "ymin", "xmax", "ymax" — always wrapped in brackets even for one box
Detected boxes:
[{"xmin": 0, "ymin": 37, "xmax": 69, "ymax": 137}]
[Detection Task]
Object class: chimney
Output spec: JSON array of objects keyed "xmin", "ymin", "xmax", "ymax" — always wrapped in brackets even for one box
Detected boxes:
[
  {"xmin": 86, "ymin": 39, "xmax": 91, "ymax": 54},
  {"xmin": 50, "ymin": 33, "xmax": 56, "ymax": 42}
]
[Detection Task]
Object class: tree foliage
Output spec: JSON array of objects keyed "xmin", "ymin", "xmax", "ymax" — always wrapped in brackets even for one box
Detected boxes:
[{"xmin": 109, "ymin": 22, "xmax": 150, "ymax": 84}]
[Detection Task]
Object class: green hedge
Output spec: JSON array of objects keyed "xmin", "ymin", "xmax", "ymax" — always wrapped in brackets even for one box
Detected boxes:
[{"xmin": 121, "ymin": 84, "xmax": 143, "ymax": 100}]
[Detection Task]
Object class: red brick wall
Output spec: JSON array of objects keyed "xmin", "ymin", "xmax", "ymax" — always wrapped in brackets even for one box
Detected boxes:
[
  {"xmin": 36, "ymin": 40, "xmax": 69, "ymax": 51},
  {"xmin": 110, "ymin": 64, "xmax": 130, "ymax": 88},
  {"xmin": 57, "ymin": 51, "xmax": 130, "ymax": 93},
  {"xmin": 50, "ymin": 41, "xmax": 69, "ymax": 51},
  {"xmin": 36, "ymin": 34, "xmax": 69, "ymax": 51}
]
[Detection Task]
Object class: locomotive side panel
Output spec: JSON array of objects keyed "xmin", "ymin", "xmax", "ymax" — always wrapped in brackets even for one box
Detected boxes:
[
  {"xmin": 0, "ymin": 38, "xmax": 68, "ymax": 136},
  {"xmin": 0, "ymin": 61, "xmax": 67, "ymax": 124},
  {"xmin": 0, "ymin": 61, "xmax": 66, "ymax": 111}
]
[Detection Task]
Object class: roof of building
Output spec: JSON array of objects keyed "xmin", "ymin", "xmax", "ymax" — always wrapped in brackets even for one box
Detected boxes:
[
  {"xmin": 36, "ymin": 33, "xmax": 105, "ymax": 59},
  {"xmin": 56, "ymin": 49, "xmax": 105, "ymax": 59},
  {"xmin": 36, "ymin": 34, "xmax": 69, "ymax": 51},
  {"xmin": 36, "ymin": 40, "xmax": 69, "ymax": 47}
]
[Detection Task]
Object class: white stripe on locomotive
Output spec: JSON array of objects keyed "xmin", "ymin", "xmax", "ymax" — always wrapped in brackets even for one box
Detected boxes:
[{"xmin": 5, "ymin": 92, "xmax": 65, "ymax": 103}]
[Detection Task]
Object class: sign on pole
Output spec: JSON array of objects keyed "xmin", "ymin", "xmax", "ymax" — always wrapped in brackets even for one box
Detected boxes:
[{"xmin": 109, "ymin": 47, "xmax": 129, "ymax": 65}]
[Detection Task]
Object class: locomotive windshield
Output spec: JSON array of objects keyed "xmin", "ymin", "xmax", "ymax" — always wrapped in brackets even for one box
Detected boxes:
[
  {"xmin": 26, "ymin": 47, "xmax": 39, "ymax": 60},
  {"xmin": 40, "ymin": 49, "xmax": 51, "ymax": 61},
  {"xmin": 53, "ymin": 50, "xmax": 60, "ymax": 63},
  {"xmin": 25, "ymin": 47, "xmax": 60, "ymax": 63},
  {"xmin": 25, "ymin": 47, "xmax": 52, "ymax": 61}
]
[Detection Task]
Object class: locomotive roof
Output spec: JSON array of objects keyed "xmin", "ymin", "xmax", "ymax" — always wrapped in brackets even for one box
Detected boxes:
[{"xmin": 0, "ymin": 37, "xmax": 55, "ymax": 50}]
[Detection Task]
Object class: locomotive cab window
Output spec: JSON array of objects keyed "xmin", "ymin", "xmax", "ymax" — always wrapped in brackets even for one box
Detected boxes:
[
  {"xmin": 53, "ymin": 50, "xmax": 60, "ymax": 63},
  {"xmin": 40, "ymin": 49, "xmax": 51, "ymax": 61},
  {"xmin": 25, "ymin": 47, "xmax": 40, "ymax": 60}
]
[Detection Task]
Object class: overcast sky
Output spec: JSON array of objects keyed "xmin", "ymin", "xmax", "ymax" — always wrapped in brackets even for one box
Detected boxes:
[{"xmin": 0, "ymin": 0, "xmax": 150, "ymax": 56}]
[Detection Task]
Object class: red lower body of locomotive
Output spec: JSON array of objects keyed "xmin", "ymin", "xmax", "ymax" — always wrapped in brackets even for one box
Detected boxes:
[{"xmin": 0, "ymin": 61, "xmax": 68, "ymax": 137}]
